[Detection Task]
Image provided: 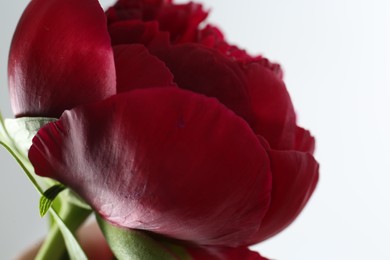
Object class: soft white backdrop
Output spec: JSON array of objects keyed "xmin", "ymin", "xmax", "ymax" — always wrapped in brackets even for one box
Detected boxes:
[{"xmin": 1, "ymin": 0, "xmax": 390, "ymax": 259}]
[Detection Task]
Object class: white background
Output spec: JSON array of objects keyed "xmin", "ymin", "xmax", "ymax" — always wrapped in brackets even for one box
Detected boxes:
[{"xmin": 1, "ymin": 0, "xmax": 390, "ymax": 259}]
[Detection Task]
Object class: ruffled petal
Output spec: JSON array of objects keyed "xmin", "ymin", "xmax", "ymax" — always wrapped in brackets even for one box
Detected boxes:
[
  {"xmin": 29, "ymin": 87, "xmax": 272, "ymax": 246},
  {"xmin": 187, "ymin": 245, "xmax": 269, "ymax": 260},
  {"xmin": 241, "ymin": 61, "xmax": 296, "ymax": 150},
  {"xmin": 114, "ymin": 44, "xmax": 176, "ymax": 93},
  {"xmin": 198, "ymin": 25, "xmax": 284, "ymax": 79},
  {"xmin": 248, "ymin": 147, "xmax": 319, "ymax": 244},
  {"xmin": 106, "ymin": 0, "xmax": 167, "ymax": 24},
  {"xmin": 156, "ymin": 2, "xmax": 208, "ymax": 43},
  {"xmin": 9, "ymin": 0, "xmax": 116, "ymax": 118},
  {"xmin": 106, "ymin": 0, "xmax": 207, "ymax": 43}
]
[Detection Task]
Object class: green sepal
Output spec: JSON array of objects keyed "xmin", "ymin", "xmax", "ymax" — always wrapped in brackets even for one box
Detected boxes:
[{"xmin": 96, "ymin": 215, "xmax": 191, "ymax": 260}]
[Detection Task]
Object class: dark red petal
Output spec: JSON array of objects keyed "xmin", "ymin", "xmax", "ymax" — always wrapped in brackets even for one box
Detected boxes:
[
  {"xmin": 295, "ymin": 126, "xmax": 316, "ymax": 154},
  {"xmin": 187, "ymin": 245, "xmax": 269, "ymax": 260},
  {"xmin": 156, "ymin": 2, "xmax": 208, "ymax": 43},
  {"xmin": 106, "ymin": 0, "xmax": 167, "ymax": 24},
  {"xmin": 114, "ymin": 44, "xmax": 176, "ymax": 93},
  {"xmin": 155, "ymin": 44, "xmax": 254, "ymax": 123},
  {"xmin": 29, "ymin": 88, "xmax": 272, "ymax": 246},
  {"xmin": 248, "ymin": 148, "xmax": 319, "ymax": 244},
  {"xmin": 197, "ymin": 25, "xmax": 284, "ymax": 79},
  {"xmin": 8, "ymin": 0, "xmax": 115, "ymax": 118},
  {"xmin": 108, "ymin": 20, "xmax": 170, "ymax": 50},
  {"xmin": 241, "ymin": 61, "xmax": 296, "ymax": 150},
  {"xmin": 106, "ymin": 0, "xmax": 207, "ymax": 43}
]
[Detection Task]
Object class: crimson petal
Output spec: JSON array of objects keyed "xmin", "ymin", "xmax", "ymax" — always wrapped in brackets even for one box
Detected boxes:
[
  {"xmin": 155, "ymin": 44, "xmax": 254, "ymax": 123},
  {"xmin": 248, "ymin": 147, "xmax": 319, "ymax": 244},
  {"xmin": 156, "ymin": 2, "xmax": 208, "ymax": 43},
  {"xmin": 106, "ymin": 0, "xmax": 167, "ymax": 24},
  {"xmin": 241, "ymin": 61, "xmax": 297, "ymax": 150},
  {"xmin": 29, "ymin": 88, "xmax": 272, "ymax": 246},
  {"xmin": 9, "ymin": 0, "xmax": 116, "ymax": 118},
  {"xmin": 114, "ymin": 44, "xmax": 176, "ymax": 93},
  {"xmin": 295, "ymin": 126, "xmax": 316, "ymax": 154},
  {"xmin": 108, "ymin": 20, "xmax": 171, "ymax": 51}
]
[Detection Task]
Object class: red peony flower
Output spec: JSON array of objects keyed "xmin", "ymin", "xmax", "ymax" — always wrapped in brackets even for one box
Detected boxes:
[{"xmin": 8, "ymin": 0, "xmax": 319, "ymax": 257}]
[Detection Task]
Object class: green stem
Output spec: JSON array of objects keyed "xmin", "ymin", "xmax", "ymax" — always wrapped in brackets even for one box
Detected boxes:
[{"xmin": 35, "ymin": 203, "xmax": 91, "ymax": 260}]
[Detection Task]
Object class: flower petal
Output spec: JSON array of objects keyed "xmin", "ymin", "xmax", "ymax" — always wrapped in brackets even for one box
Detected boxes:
[
  {"xmin": 155, "ymin": 44, "xmax": 254, "ymax": 123},
  {"xmin": 241, "ymin": 61, "xmax": 297, "ymax": 150},
  {"xmin": 106, "ymin": 0, "xmax": 167, "ymax": 24},
  {"xmin": 29, "ymin": 87, "xmax": 272, "ymax": 246},
  {"xmin": 248, "ymin": 147, "xmax": 319, "ymax": 244},
  {"xmin": 187, "ymin": 245, "xmax": 269, "ymax": 260},
  {"xmin": 198, "ymin": 25, "xmax": 284, "ymax": 79},
  {"xmin": 114, "ymin": 44, "xmax": 176, "ymax": 93},
  {"xmin": 156, "ymin": 2, "xmax": 208, "ymax": 43},
  {"xmin": 9, "ymin": 0, "xmax": 116, "ymax": 118},
  {"xmin": 108, "ymin": 20, "xmax": 171, "ymax": 50},
  {"xmin": 106, "ymin": 0, "xmax": 207, "ymax": 43},
  {"xmin": 295, "ymin": 126, "xmax": 316, "ymax": 154}
]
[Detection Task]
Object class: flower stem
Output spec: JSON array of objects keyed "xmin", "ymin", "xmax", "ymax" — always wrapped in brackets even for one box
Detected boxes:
[{"xmin": 35, "ymin": 203, "xmax": 91, "ymax": 260}]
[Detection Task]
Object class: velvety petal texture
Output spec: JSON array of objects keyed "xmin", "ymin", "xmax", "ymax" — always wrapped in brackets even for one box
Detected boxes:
[
  {"xmin": 29, "ymin": 88, "xmax": 272, "ymax": 246},
  {"xmin": 8, "ymin": 0, "xmax": 116, "ymax": 118}
]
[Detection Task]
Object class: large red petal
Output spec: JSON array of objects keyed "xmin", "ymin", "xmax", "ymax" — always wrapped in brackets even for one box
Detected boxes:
[
  {"xmin": 248, "ymin": 147, "xmax": 319, "ymax": 244},
  {"xmin": 9, "ymin": 0, "xmax": 116, "ymax": 118},
  {"xmin": 155, "ymin": 44, "xmax": 254, "ymax": 124},
  {"xmin": 241, "ymin": 61, "xmax": 297, "ymax": 150},
  {"xmin": 114, "ymin": 44, "xmax": 176, "ymax": 93},
  {"xmin": 29, "ymin": 88, "xmax": 272, "ymax": 246}
]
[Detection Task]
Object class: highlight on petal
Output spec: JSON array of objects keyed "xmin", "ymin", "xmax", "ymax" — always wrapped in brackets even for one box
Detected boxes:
[
  {"xmin": 9, "ymin": 0, "xmax": 116, "ymax": 118},
  {"xmin": 29, "ymin": 88, "xmax": 272, "ymax": 246},
  {"xmin": 247, "ymin": 147, "xmax": 319, "ymax": 244},
  {"xmin": 114, "ymin": 44, "xmax": 176, "ymax": 93}
]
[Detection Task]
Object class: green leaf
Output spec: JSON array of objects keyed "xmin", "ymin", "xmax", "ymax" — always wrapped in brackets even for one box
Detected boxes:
[
  {"xmin": 40, "ymin": 184, "xmax": 66, "ymax": 217},
  {"xmin": 48, "ymin": 208, "xmax": 88, "ymax": 260},
  {"xmin": 97, "ymin": 215, "xmax": 191, "ymax": 260}
]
